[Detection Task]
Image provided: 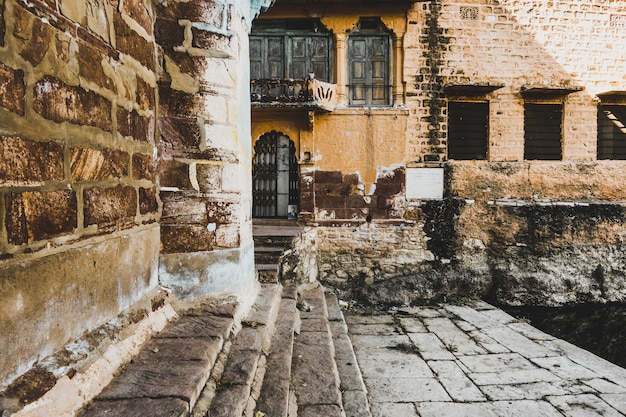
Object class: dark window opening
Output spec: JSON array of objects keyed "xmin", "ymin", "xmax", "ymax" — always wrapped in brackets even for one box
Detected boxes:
[
  {"xmin": 524, "ymin": 103, "xmax": 562, "ymax": 160},
  {"xmin": 598, "ymin": 105, "xmax": 626, "ymax": 160},
  {"xmin": 348, "ymin": 18, "xmax": 390, "ymax": 106},
  {"xmin": 448, "ymin": 101, "xmax": 488, "ymax": 160}
]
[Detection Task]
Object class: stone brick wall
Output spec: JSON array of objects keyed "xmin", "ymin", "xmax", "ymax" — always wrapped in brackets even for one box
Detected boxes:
[
  {"xmin": 405, "ymin": 0, "xmax": 626, "ymax": 163},
  {"xmin": 0, "ymin": 0, "xmax": 271, "ymax": 392},
  {"xmin": 0, "ymin": 0, "xmax": 161, "ymax": 389},
  {"xmin": 155, "ymin": 0, "xmax": 259, "ymax": 300},
  {"xmin": 311, "ymin": 0, "xmax": 626, "ymax": 308}
]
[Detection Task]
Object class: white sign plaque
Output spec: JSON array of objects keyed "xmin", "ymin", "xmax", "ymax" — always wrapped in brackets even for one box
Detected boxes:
[{"xmin": 406, "ymin": 168, "xmax": 444, "ymax": 200}]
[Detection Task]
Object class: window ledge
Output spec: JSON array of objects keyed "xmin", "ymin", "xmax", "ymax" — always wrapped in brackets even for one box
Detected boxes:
[
  {"xmin": 444, "ymin": 83, "xmax": 504, "ymax": 95},
  {"xmin": 521, "ymin": 84, "xmax": 584, "ymax": 96}
]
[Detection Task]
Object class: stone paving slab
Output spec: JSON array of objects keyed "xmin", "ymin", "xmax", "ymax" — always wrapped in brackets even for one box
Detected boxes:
[
  {"xmin": 366, "ymin": 377, "xmax": 451, "ymax": 403},
  {"xmin": 78, "ymin": 397, "xmax": 189, "ymax": 417},
  {"xmin": 370, "ymin": 402, "xmax": 418, "ymax": 417},
  {"xmin": 344, "ymin": 300, "xmax": 626, "ymax": 417},
  {"xmin": 291, "ymin": 286, "xmax": 343, "ymax": 412}
]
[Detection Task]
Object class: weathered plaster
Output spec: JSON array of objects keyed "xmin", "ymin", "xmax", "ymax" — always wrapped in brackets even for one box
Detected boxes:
[{"xmin": 0, "ymin": 225, "xmax": 160, "ymax": 389}]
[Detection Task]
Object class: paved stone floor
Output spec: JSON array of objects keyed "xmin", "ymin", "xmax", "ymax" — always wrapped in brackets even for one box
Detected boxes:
[{"xmin": 344, "ymin": 301, "xmax": 626, "ymax": 417}]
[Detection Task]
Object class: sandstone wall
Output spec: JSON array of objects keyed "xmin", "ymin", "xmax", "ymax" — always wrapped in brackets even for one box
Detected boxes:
[
  {"xmin": 0, "ymin": 0, "xmax": 160, "ymax": 388},
  {"xmin": 155, "ymin": 0, "xmax": 259, "ymax": 302},
  {"xmin": 311, "ymin": 0, "xmax": 626, "ymax": 308},
  {"xmin": 0, "ymin": 0, "xmax": 267, "ymax": 391}
]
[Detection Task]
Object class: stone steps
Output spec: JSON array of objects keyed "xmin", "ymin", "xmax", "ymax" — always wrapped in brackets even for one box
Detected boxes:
[
  {"xmin": 76, "ymin": 283, "xmax": 368, "ymax": 417},
  {"xmin": 253, "ymin": 219, "xmax": 304, "ymax": 284}
]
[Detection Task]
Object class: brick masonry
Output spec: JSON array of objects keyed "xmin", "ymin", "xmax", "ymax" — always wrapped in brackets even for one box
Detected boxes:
[
  {"xmin": 0, "ymin": 0, "xmax": 165, "ymax": 389},
  {"xmin": 405, "ymin": 0, "xmax": 626, "ymax": 163}
]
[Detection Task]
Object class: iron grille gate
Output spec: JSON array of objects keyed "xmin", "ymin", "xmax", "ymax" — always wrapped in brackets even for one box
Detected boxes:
[{"xmin": 253, "ymin": 131, "xmax": 299, "ymax": 218}]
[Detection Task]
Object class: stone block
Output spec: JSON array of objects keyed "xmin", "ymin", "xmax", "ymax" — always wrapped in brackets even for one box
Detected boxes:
[
  {"xmin": 299, "ymin": 405, "xmax": 344, "ymax": 417},
  {"xmin": 157, "ymin": 0, "xmax": 225, "ymax": 27},
  {"xmin": 219, "ymin": 348, "xmax": 259, "ymax": 386},
  {"xmin": 71, "ymin": 147, "xmax": 129, "ymax": 181},
  {"xmin": 215, "ymin": 224, "xmax": 240, "ymax": 248},
  {"xmin": 122, "ymin": 0, "xmax": 153, "ymax": 36},
  {"xmin": 155, "ymin": 18, "xmax": 185, "ymax": 47},
  {"xmin": 98, "ymin": 359, "xmax": 211, "ymax": 406},
  {"xmin": 160, "ymin": 193, "xmax": 207, "ymax": 223},
  {"xmin": 77, "ymin": 40, "xmax": 115, "ymax": 91},
  {"xmin": 207, "ymin": 200, "xmax": 239, "ymax": 224},
  {"xmin": 83, "ymin": 185, "xmax": 137, "ymax": 230},
  {"xmin": 366, "ymin": 378, "xmax": 451, "ymax": 403},
  {"xmin": 158, "ymin": 159, "xmax": 193, "ymax": 189},
  {"xmin": 18, "ymin": 14, "xmax": 53, "ymax": 66},
  {"xmin": 208, "ymin": 383, "xmax": 249, "ymax": 417},
  {"xmin": 33, "ymin": 76, "xmax": 113, "ymax": 132},
  {"xmin": 196, "ymin": 163, "xmax": 223, "ymax": 192},
  {"xmin": 5, "ymin": 190, "xmax": 77, "ymax": 244},
  {"xmin": 132, "ymin": 153, "xmax": 155, "ymax": 181},
  {"xmin": 139, "ymin": 187, "xmax": 158, "ymax": 215},
  {"xmin": 314, "ymin": 170, "xmax": 343, "ymax": 185},
  {"xmin": 135, "ymin": 337, "xmax": 222, "ymax": 364},
  {"xmin": 191, "ymin": 28, "xmax": 234, "ymax": 56},
  {"xmin": 0, "ymin": 63, "xmax": 25, "ymax": 115},
  {"xmin": 158, "ymin": 116, "xmax": 202, "ymax": 156},
  {"xmin": 118, "ymin": 107, "xmax": 153, "ymax": 142},
  {"xmin": 315, "ymin": 195, "xmax": 345, "ymax": 209},
  {"xmin": 160, "ymin": 224, "xmax": 214, "ymax": 253},
  {"xmin": 136, "ymin": 77, "xmax": 155, "ymax": 111},
  {"xmin": 315, "ymin": 181, "xmax": 355, "ymax": 196},
  {"xmin": 114, "ymin": 12, "xmax": 154, "ymax": 69},
  {"xmin": 78, "ymin": 398, "xmax": 188, "ymax": 417},
  {"xmin": 157, "ymin": 314, "xmax": 233, "ymax": 340},
  {"xmin": 0, "ymin": 136, "xmax": 64, "ymax": 186}
]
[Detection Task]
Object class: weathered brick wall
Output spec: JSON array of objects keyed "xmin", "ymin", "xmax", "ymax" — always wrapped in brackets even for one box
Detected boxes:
[
  {"xmin": 314, "ymin": 1, "xmax": 626, "ymax": 308},
  {"xmin": 155, "ymin": 0, "xmax": 259, "ymax": 300},
  {"xmin": 406, "ymin": 0, "xmax": 626, "ymax": 163},
  {"xmin": 0, "ymin": 0, "xmax": 161, "ymax": 388}
]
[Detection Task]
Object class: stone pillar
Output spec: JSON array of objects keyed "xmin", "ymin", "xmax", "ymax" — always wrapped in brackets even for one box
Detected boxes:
[
  {"xmin": 392, "ymin": 33, "xmax": 405, "ymax": 107},
  {"xmin": 334, "ymin": 33, "xmax": 348, "ymax": 104},
  {"xmin": 155, "ymin": 0, "xmax": 261, "ymax": 306}
]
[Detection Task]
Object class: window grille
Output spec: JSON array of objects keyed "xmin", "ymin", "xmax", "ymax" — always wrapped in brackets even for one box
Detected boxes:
[
  {"xmin": 598, "ymin": 105, "xmax": 626, "ymax": 160},
  {"xmin": 448, "ymin": 101, "xmax": 488, "ymax": 160},
  {"xmin": 524, "ymin": 103, "xmax": 562, "ymax": 160}
]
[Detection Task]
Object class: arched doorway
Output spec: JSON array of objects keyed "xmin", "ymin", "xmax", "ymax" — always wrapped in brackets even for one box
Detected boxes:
[{"xmin": 253, "ymin": 131, "xmax": 299, "ymax": 218}]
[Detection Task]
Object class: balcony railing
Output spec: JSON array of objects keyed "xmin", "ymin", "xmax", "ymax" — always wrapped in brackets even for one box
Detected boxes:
[{"xmin": 251, "ymin": 76, "xmax": 337, "ymax": 111}]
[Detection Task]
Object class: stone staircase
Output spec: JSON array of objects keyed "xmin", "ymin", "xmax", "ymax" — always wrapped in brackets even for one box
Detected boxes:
[
  {"xmin": 253, "ymin": 219, "xmax": 304, "ymax": 283},
  {"xmin": 76, "ymin": 282, "xmax": 371, "ymax": 417}
]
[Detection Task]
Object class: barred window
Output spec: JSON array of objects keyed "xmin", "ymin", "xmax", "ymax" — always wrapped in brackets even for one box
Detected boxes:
[
  {"xmin": 598, "ymin": 105, "xmax": 626, "ymax": 160},
  {"xmin": 348, "ymin": 18, "xmax": 391, "ymax": 106},
  {"xmin": 524, "ymin": 103, "xmax": 562, "ymax": 160},
  {"xmin": 448, "ymin": 101, "xmax": 489, "ymax": 160}
]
